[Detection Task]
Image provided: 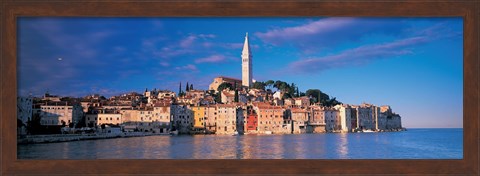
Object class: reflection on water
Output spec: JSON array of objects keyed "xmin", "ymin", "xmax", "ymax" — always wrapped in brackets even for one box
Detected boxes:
[
  {"xmin": 18, "ymin": 129, "xmax": 462, "ymax": 159},
  {"xmin": 337, "ymin": 133, "xmax": 348, "ymax": 158}
]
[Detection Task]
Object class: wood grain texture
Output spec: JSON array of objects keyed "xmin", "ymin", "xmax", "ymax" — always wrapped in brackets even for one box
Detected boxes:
[{"xmin": 1, "ymin": 0, "xmax": 479, "ymax": 175}]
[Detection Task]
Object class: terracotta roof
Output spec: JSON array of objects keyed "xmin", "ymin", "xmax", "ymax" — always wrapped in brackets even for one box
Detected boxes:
[
  {"xmin": 291, "ymin": 108, "xmax": 308, "ymax": 113},
  {"xmin": 217, "ymin": 76, "xmax": 242, "ymax": 81}
]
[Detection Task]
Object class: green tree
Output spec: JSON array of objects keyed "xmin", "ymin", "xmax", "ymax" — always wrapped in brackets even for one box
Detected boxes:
[
  {"xmin": 178, "ymin": 82, "xmax": 182, "ymax": 96},
  {"xmin": 288, "ymin": 83, "xmax": 296, "ymax": 96},
  {"xmin": 217, "ymin": 82, "xmax": 233, "ymax": 92},
  {"xmin": 215, "ymin": 92, "xmax": 222, "ymax": 103},
  {"xmin": 265, "ymin": 80, "xmax": 274, "ymax": 89},
  {"xmin": 305, "ymin": 89, "xmax": 329, "ymax": 104},
  {"xmin": 186, "ymin": 82, "xmax": 190, "ymax": 91},
  {"xmin": 190, "ymin": 84, "xmax": 193, "ymax": 91},
  {"xmin": 252, "ymin": 81, "xmax": 266, "ymax": 90},
  {"xmin": 234, "ymin": 90, "xmax": 239, "ymax": 102}
]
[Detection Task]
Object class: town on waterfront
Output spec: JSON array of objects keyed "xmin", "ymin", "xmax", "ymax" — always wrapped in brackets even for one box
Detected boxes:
[{"xmin": 17, "ymin": 33, "xmax": 405, "ymax": 144}]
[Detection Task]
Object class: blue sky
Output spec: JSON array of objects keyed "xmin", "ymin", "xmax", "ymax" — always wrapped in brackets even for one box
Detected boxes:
[{"xmin": 18, "ymin": 17, "xmax": 463, "ymax": 128}]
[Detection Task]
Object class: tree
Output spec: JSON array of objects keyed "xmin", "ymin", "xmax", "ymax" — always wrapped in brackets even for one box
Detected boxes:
[
  {"xmin": 305, "ymin": 89, "xmax": 329, "ymax": 104},
  {"xmin": 265, "ymin": 80, "xmax": 274, "ymax": 89},
  {"xmin": 324, "ymin": 97, "xmax": 342, "ymax": 107},
  {"xmin": 234, "ymin": 89, "xmax": 239, "ymax": 102},
  {"xmin": 217, "ymin": 82, "xmax": 233, "ymax": 92},
  {"xmin": 288, "ymin": 83, "xmax": 296, "ymax": 97},
  {"xmin": 296, "ymin": 87, "xmax": 300, "ymax": 97},
  {"xmin": 252, "ymin": 81, "xmax": 266, "ymax": 90},
  {"xmin": 215, "ymin": 92, "xmax": 222, "ymax": 103},
  {"xmin": 190, "ymin": 84, "xmax": 193, "ymax": 91},
  {"xmin": 186, "ymin": 82, "xmax": 190, "ymax": 92},
  {"xmin": 178, "ymin": 82, "xmax": 182, "ymax": 96}
]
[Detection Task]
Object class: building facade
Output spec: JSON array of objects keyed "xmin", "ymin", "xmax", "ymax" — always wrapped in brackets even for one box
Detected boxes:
[
  {"xmin": 36, "ymin": 102, "xmax": 83, "ymax": 126},
  {"xmin": 17, "ymin": 96, "xmax": 33, "ymax": 125},
  {"xmin": 209, "ymin": 76, "xmax": 242, "ymax": 92}
]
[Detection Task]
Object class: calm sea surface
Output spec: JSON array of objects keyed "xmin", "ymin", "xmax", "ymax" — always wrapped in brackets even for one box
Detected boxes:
[{"xmin": 17, "ymin": 128, "xmax": 462, "ymax": 159}]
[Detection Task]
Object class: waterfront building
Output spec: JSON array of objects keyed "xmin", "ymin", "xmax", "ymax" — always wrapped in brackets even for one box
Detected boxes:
[
  {"xmin": 254, "ymin": 103, "xmax": 286, "ymax": 134},
  {"xmin": 119, "ymin": 108, "xmax": 140, "ymax": 132},
  {"xmin": 386, "ymin": 114, "xmax": 402, "ymax": 129},
  {"xmin": 204, "ymin": 105, "xmax": 217, "ymax": 133},
  {"xmin": 381, "ymin": 106, "xmax": 402, "ymax": 130},
  {"xmin": 245, "ymin": 107, "xmax": 258, "ymax": 132},
  {"xmin": 351, "ymin": 104, "xmax": 375, "ymax": 130},
  {"xmin": 192, "ymin": 106, "xmax": 207, "ymax": 131},
  {"xmin": 17, "ymin": 96, "xmax": 33, "ymax": 126},
  {"xmin": 215, "ymin": 104, "xmax": 244, "ymax": 134},
  {"xmin": 290, "ymin": 108, "xmax": 309, "ymax": 134},
  {"xmin": 324, "ymin": 108, "xmax": 339, "ymax": 132},
  {"xmin": 241, "ymin": 32, "xmax": 253, "ymax": 88},
  {"xmin": 120, "ymin": 109, "xmax": 139, "ymax": 123},
  {"xmin": 334, "ymin": 104, "xmax": 352, "ymax": 133},
  {"xmin": 35, "ymin": 102, "xmax": 83, "ymax": 127},
  {"xmin": 171, "ymin": 104, "xmax": 194, "ymax": 134},
  {"xmin": 85, "ymin": 111, "xmax": 122, "ymax": 127},
  {"xmin": 209, "ymin": 76, "xmax": 242, "ymax": 92},
  {"xmin": 153, "ymin": 103, "xmax": 171, "ymax": 133},
  {"xmin": 376, "ymin": 111, "xmax": 387, "ymax": 131},
  {"xmin": 307, "ymin": 106, "xmax": 326, "ymax": 133}
]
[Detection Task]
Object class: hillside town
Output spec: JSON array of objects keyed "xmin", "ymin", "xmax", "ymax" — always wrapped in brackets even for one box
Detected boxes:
[{"xmin": 17, "ymin": 33, "xmax": 403, "ymax": 138}]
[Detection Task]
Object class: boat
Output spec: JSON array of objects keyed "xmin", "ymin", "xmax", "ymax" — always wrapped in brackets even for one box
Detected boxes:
[
  {"xmin": 232, "ymin": 130, "xmax": 239, "ymax": 136},
  {"xmin": 362, "ymin": 129, "xmax": 375, "ymax": 133},
  {"xmin": 265, "ymin": 131, "xmax": 272, "ymax": 135},
  {"xmin": 169, "ymin": 130, "xmax": 179, "ymax": 135}
]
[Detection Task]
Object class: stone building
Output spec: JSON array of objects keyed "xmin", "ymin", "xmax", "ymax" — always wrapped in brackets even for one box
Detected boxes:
[
  {"xmin": 290, "ymin": 108, "xmax": 309, "ymax": 134},
  {"xmin": 307, "ymin": 106, "xmax": 326, "ymax": 133},
  {"xmin": 171, "ymin": 104, "xmax": 194, "ymax": 134},
  {"xmin": 209, "ymin": 76, "xmax": 242, "ymax": 92},
  {"xmin": 334, "ymin": 104, "xmax": 352, "ymax": 133},
  {"xmin": 35, "ymin": 102, "xmax": 83, "ymax": 127},
  {"xmin": 254, "ymin": 103, "xmax": 286, "ymax": 134},
  {"xmin": 215, "ymin": 104, "xmax": 244, "ymax": 135}
]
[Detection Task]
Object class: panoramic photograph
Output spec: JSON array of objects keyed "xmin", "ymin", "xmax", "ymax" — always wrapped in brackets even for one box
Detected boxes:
[{"xmin": 16, "ymin": 17, "xmax": 463, "ymax": 159}]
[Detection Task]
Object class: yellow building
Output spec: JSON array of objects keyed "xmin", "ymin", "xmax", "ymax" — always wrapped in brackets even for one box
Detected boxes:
[{"xmin": 192, "ymin": 106, "xmax": 206, "ymax": 129}]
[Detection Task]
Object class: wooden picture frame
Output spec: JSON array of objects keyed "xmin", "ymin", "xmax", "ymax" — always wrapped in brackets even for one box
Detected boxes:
[{"xmin": 1, "ymin": 0, "xmax": 478, "ymax": 175}]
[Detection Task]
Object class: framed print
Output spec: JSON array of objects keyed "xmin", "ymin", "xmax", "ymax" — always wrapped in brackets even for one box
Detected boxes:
[{"xmin": 1, "ymin": 0, "xmax": 479, "ymax": 175}]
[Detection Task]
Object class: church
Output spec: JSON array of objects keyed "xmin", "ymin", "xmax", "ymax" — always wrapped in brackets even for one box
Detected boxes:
[{"xmin": 209, "ymin": 33, "xmax": 253, "ymax": 91}]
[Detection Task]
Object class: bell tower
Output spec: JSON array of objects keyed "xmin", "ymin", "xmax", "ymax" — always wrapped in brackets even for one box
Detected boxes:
[{"xmin": 241, "ymin": 32, "xmax": 252, "ymax": 88}]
